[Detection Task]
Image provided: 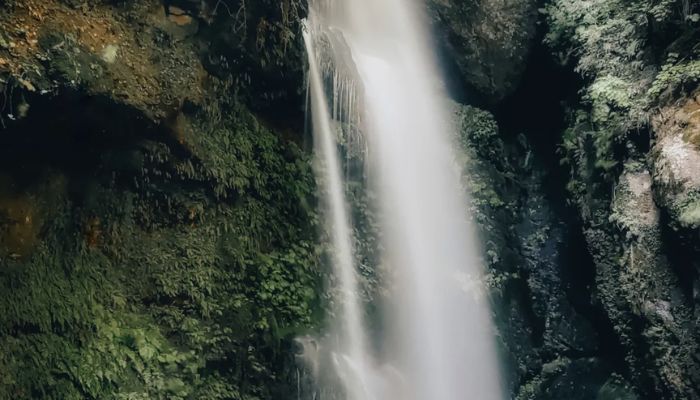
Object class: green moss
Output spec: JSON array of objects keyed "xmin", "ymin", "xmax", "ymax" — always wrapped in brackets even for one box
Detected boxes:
[
  {"xmin": 515, "ymin": 358, "xmax": 571, "ymax": 400},
  {"xmin": 0, "ymin": 94, "xmax": 322, "ymax": 399}
]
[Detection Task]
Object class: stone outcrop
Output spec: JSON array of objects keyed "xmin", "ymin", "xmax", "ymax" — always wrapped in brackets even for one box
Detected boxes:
[
  {"xmin": 427, "ymin": 0, "xmax": 538, "ymax": 103},
  {"xmin": 652, "ymin": 92, "xmax": 700, "ymax": 229},
  {"xmin": 454, "ymin": 103, "xmax": 632, "ymax": 399}
]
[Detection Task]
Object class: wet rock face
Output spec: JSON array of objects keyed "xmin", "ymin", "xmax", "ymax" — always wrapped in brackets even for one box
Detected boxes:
[
  {"xmin": 427, "ymin": 0, "xmax": 538, "ymax": 103},
  {"xmin": 533, "ymin": 0, "xmax": 700, "ymax": 396},
  {"xmin": 643, "ymin": 94, "xmax": 700, "ymax": 399},
  {"xmin": 560, "ymin": 103, "xmax": 700, "ymax": 399},
  {"xmin": 453, "ymin": 103, "xmax": 621, "ymax": 398},
  {"xmin": 609, "ymin": 164, "xmax": 699, "ymax": 398}
]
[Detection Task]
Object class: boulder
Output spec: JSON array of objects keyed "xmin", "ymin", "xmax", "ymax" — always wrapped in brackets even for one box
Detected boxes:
[{"xmin": 427, "ymin": 0, "xmax": 538, "ymax": 103}]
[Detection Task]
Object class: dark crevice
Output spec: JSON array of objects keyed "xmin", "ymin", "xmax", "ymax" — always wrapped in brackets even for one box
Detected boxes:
[
  {"xmin": 490, "ymin": 32, "xmax": 581, "ymax": 210},
  {"xmin": 0, "ymin": 89, "xmax": 182, "ymax": 183},
  {"xmin": 486, "ymin": 14, "xmax": 633, "ymax": 386},
  {"xmin": 508, "ymin": 268, "xmax": 547, "ymax": 348},
  {"xmin": 658, "ymin": 208, "xmax": 699, "ymax": 304},
  {"xmin": 0, "ymin": 88, "xmax": 249, "ymax": 212},
  {"xmin": 560, "ymin": 225, "xmax": 629, "ymax": 376}
]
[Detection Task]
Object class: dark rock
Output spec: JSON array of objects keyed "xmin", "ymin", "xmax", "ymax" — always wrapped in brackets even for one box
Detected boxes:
[
  {"xmin": 453, "ymin": 103, "xmax": 604, "ymax": 397},
  {"xmin": 516, "ymin": 357, "xmax": 626, "ymax": 400},
  {"xmin": 427, "ymin": 0, "xmax": 538, "ymax": 103},
  {"xmin": 574, "ymin": 160, "xmax": 700, "ymax": 399},
  {"xmin": 597, "ymin": 376, "xmax": 639, "ymax": 400}
]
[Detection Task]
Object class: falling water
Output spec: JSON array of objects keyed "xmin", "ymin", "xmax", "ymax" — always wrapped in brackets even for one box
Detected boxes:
[
  {"xmin": 303, "ymin": 0, "xmax": 504, "ymax": 399},
  {"xmin": 302, "ymin": 22, "xmax": 375, "ymax": 400}
]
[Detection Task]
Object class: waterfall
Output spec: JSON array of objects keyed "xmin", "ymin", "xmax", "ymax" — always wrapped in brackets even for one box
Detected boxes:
[
  {"xmin": 303, "ymin": 20, "xmax": 377, "ymax": 400},
  {"xmin": 302, "ymin": 0, "xmax": 504, "ymax": 399}
]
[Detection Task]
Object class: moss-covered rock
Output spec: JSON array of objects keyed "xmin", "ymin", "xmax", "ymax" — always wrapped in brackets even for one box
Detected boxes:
[
  {"xmin": 651, "ymin": 92, "xmax": 700, "ymax": 230},
  {"xmin": 544, "ymin": 1, "xmax": 700, "ymax": 397},
  {"xmin": 427, "ymin": 0, "xmax": 538, "ymax": 103},
  {"xmin": 0, "ymin": 84, "xmax": 322, "ymax": 398},
  {"xmin": 515, "ymin": 358, "xmax": 634, "ymax": 400},
  {"xmin": 452, "ymin": 103, "xmax": 615, "ymax": 398},
  {"xmin": 607, "ymin": 162, "xmax": 698, "ymax": 398},
  {"xmin": 0, "ymin": 0, "xmax": 208, "ymax": 122},
  {"xmin": 0, "ymin": 1, "xmax": 320, "ymax": 399}
]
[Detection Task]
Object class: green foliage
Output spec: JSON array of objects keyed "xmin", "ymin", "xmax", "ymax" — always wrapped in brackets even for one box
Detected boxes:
[
  {"xmin": 0, "ymin": 95, "xmax": 321, "ymax": 399},
  {"xmin": 250, "ymin": 0, "xmax": 306, "ymax": 67},
  {"xmin": 454, "ymin": 104, "xmax": 503, "ymax": 163},
  {"xmin": 545, "ymin": 0, "xmax": 654, "ymax": 178},
  {"xmin": 453, "ymin": 104, "xmax": 517, "ymax": 229},
  {"xmin": 451, "ymin": 103, "xmax": 522, "ymax": 294},
  {"xmin": 649, "ymin": 56, "xmax": 700, "ymax": 100},
  {"xmin": 545, "ymin": 0, "xmax": 699, "ymax": 213}
]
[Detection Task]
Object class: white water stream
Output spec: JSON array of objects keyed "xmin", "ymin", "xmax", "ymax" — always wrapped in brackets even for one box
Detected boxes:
[{"xmin": 302, "ymin": 1, "xmax": 504, "ymax": 399}]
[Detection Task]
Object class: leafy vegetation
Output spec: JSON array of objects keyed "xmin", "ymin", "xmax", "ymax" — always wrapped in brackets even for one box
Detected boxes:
[
  {"xmin": 649, "ymin": 57, "xmax": 700, "ymax": 100},
  {"xmin": 545, "ymin": 2, "xmax": 700, "ymax": 398},
  {"xmin": 546, "ymin": 0, "xmax": 699, "ymax": 204},
  {"xmin": 0, "ymin": 85, "xmax": 322, "ymax": 399}
]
